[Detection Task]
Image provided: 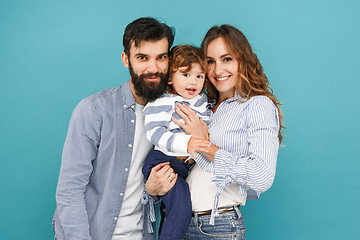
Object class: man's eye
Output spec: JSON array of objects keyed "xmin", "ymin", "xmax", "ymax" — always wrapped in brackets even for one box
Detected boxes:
[
  {"xmin": 158, "ymin": 55, "xmax": 167, "ymax": 60},
  {"xmin": 138, "ymin": 56, "xmax": 146, "ymax": 60}
]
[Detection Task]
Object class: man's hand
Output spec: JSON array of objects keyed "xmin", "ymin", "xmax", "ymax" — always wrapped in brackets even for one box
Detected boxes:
[{"xmin": 145, "ymin": 162, "xmax": 177, "ymax": 196}]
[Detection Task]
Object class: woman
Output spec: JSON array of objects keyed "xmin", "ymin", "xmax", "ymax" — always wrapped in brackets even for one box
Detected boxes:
[{"xmin": 173, "ymin": 24, "xmax": 284, "ymax": 239}]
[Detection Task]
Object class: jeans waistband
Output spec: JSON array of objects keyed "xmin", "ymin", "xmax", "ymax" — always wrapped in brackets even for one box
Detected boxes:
[
  {"xmin": 192, "ymin": 205, "xmax": 242, "ymax": 227},
  {"xmin": 193, "ymin": 205, "xmax": 241, "ymax": 217}
]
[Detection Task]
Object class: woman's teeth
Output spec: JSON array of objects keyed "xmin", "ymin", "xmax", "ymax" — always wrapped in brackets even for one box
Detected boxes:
[{"xmin": 216, "ymin": 76, "xmax": 230, "ymax": 81}]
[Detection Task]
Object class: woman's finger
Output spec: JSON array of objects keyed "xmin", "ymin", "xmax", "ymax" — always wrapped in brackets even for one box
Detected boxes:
[
  {"xmin": 182, "ymin": 104, "xmax": 199, "ymax": 122},
  {"xmin": 177, "ymin": 103, "xmax": 198, "ymax": 122},
  {"xmin": 171, "ymin": 117, "xmax": 186, "ymax": 130},
  {"xmin": 175, "ymin": 106, "xmax": 191, "ymax": 124}
]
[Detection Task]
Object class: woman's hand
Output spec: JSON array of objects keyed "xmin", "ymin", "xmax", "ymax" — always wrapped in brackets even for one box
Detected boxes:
[
  {"xmin": 187, "ymin": 136, "xmax": 211, "ymax": 158},
  {"xmin": 171, "ymin": 103, "xmax": 209, "ymax": 140}
]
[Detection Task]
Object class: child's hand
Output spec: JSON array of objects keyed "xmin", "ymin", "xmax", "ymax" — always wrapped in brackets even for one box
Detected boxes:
[{"xmin": 187, "ymin": 136, "xmax": 211, "ymax": 159}]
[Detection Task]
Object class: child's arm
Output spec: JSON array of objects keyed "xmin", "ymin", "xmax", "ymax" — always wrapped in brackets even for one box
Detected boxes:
[
  {"xmin": 143, "ymin": 96, "xmax": 192, "ymax": 154},
  {"xmin": 143, "ymin": 94, "xmax": 210, "ymax": 155}
]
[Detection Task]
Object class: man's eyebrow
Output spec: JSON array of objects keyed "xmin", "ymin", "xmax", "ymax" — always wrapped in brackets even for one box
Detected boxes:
[
  {"xmin": 159, "ymin": 52, "xmax": 168, "ymax": 56},
  {"xmin": 135, "ymin": 53, "xmax": 148, "ymax": 57}
]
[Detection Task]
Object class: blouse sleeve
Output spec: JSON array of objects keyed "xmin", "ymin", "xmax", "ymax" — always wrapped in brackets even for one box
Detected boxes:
[{"xmin": 212, "ymin": 97, "xmax": 280, "ymax": 199}]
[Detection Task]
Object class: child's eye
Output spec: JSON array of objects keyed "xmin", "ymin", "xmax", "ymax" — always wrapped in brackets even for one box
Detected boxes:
[
  {"xmin": 183, "ymin": 73, "xmax": 190, "ymax": 77},
  {"xmin": 197, "ymin": 75, "xmax": 204, "ymax": 79}
]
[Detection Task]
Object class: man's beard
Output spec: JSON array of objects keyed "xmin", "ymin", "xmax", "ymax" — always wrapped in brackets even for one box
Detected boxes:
[{"xmin": 129, "ymin": 62, "xmax": 169, "ymax": 103}]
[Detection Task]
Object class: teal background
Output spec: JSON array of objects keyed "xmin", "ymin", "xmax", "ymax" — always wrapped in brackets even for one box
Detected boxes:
[{"xmin": 1, "ymin": 0, "xmax": 359, "ymax": 239}]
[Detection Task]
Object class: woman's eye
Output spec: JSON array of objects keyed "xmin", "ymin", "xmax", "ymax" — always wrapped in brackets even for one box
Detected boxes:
[
  {"xmin": 207, "ymin": 59, "xmax": 214, "ymax": 64},
  {"xmin": 224, "ymin": 57, "xmax": 232, "ymax": 62}
]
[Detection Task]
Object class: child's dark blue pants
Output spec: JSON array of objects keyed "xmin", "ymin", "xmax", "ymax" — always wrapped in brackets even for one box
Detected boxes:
[{"xmin": 142, "ymin": 150, "xmax": 192, "ymax": 240}]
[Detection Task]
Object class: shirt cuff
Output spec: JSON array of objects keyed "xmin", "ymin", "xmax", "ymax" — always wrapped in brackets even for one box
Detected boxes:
[
  {"xmin": 150, "ymin": 195, "xmax": 161, "ymax": 204},
  {"xmin": 213, "ymin": 149, "xmax": 247, "ymax": 183},
  {"xmin": 171, "ymin": 134, "xmax": 192, "ymax": 153}
]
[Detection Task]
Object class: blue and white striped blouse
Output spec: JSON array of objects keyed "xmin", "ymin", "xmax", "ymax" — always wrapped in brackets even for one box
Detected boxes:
[{"xmin": 194, "ymin": 94, "xmax": 280, "ymax": 224}]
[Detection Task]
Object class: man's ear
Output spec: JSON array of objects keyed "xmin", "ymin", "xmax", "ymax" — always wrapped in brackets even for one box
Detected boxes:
[{"xmin": 121, "ymin": 52, "xmax": 129, "ymax": 68}]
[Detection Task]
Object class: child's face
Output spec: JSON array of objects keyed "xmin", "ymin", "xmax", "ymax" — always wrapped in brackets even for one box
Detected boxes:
[{"xmin": 169, "ymin": 63, "xmax": 205, "ymax": 99}]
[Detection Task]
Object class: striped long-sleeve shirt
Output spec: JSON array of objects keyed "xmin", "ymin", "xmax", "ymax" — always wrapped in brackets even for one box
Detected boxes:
[
  {"xmin": 143, "ymin": 93, "xmax": 211, "ymax": 156},
  {"xmin": 194, "ymin": 94, "xmax": 280, "ymax": 224}
]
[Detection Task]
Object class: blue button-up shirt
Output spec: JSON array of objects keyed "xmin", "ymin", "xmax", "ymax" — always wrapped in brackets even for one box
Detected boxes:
[{"xmin": 52, "ymin": 80, "xmax": 155, "ymax": 240}]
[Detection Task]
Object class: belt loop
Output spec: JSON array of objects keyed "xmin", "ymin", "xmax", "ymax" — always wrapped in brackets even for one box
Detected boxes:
[
  {"xmin": 234, "ymin": 205, "xmax": 242, "ymax": 219},
  {"xmin": 193, "ymin": 212, "xmax": 199, "ymax": 227}
]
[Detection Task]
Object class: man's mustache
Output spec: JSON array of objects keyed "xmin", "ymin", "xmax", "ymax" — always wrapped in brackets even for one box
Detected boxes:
[{"xmin": 141, "ymin": 72, "xmax": 160, "ymax": 78}]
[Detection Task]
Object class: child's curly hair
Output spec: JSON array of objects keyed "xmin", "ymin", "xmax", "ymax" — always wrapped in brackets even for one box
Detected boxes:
[{"xmin": 169, "ymin": 45, "xmax": 206, "ymax": 75}]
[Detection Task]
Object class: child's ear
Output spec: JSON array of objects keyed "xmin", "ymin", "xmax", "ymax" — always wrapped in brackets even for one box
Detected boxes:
[{"xmin": 168, "ymin": 78, "xmax": 172, "ymax": 85}]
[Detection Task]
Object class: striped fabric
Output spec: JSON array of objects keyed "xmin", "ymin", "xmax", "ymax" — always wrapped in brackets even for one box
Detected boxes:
[
  {"xmin": 143, "ymin": 93, "xmax": 211, "ymax": 156},
  {"xmin": 194, "ymin": 94, "xmax": 280, "ymax": 224}
]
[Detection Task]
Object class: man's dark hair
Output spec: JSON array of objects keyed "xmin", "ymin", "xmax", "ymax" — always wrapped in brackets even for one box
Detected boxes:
[{"xmin": 123, "ymin": 17, "xmax": 175, "ymax": 56}]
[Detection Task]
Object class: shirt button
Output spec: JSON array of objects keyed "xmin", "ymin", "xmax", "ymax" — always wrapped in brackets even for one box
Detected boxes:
[
  {"xmin": 120, "ymin": 192, "xmax": 124, "ymax": 197},
  {"xmin": 125, "ymin": 168, "xmax": 128, "ymax": 172},
  {"xmin": 123, "ymin": 104, "xmax": 127, "ymax": 108},
  {"xmin": 114, "ymin": 217, "xmax": 118, "ymax": 221},
  {"xmin": 128, "ymin": 144, "xmax": 132, "ymax": 148},
  {"xmin": 131, "ymin": 105, "xmax": 134, "ymax": 109},
  {"xmin": 131, "ymin": 119, "xmax": 135, "ymax": 123}
]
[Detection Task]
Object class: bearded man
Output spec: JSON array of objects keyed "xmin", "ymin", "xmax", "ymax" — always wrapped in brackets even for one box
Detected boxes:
[{"xmin": 53, "ymin": 17, "xmax": 176, "ymax": 240}]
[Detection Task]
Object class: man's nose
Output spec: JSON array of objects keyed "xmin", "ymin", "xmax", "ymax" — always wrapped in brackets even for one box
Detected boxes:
[{"xmin": 146, "ymin": 59, "xmax": 159, "ymax": 74}]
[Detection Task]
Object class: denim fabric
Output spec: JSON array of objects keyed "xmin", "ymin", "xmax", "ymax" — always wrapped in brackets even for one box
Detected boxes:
[
  {"xmin": 142, "ymin": 150, "xmax": 192, "ymax": 240},
  {"xmin": 183, "ymin": 207, "xmax": 246, "ymax": 240}
]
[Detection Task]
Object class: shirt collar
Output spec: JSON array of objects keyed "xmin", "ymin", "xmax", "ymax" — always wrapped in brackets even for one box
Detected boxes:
[{"xmin": 211, "ymin": 91, "xmax": 247, "ymax": 108}]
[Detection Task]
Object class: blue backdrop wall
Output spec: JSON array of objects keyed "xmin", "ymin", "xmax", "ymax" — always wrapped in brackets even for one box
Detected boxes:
[{"xmin": 1, "ymin": 0, "xmax": 359, "ymax": 239}]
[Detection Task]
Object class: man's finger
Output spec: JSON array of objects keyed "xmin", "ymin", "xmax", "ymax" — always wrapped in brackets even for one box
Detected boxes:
[
  {"xmin": 168, "ymin": 174, "xmax": 178, "ymax": 188},
  {"xmin": 152, "ymin": 162, "xmax": 170, "ymax": 172}
]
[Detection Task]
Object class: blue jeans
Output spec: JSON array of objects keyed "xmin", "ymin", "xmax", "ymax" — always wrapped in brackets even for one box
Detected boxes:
[{"xmin": 182, "ymin": 207, "xmax": 246, "ymax": 240}]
